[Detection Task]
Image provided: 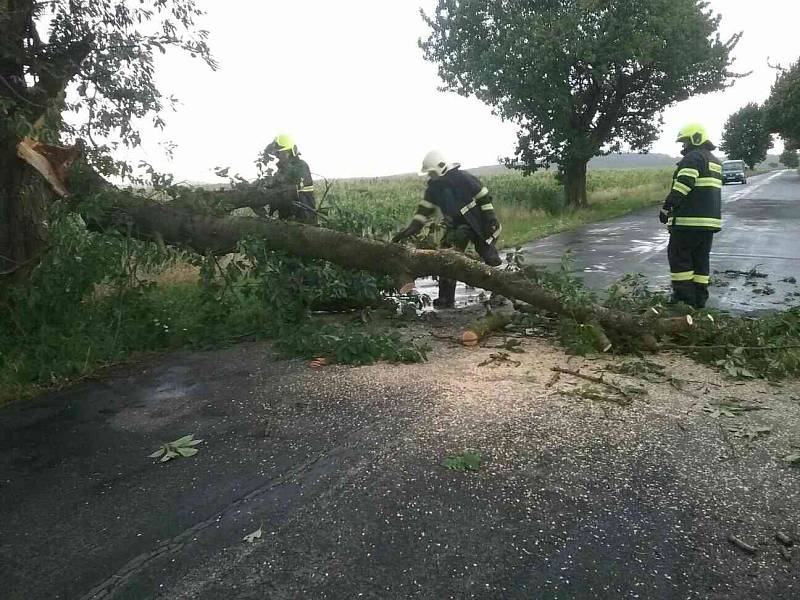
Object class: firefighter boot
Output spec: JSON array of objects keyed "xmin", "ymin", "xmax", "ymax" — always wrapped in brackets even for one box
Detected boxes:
[
  {"xmin": 693, "ymin": 282, "xmax": 709, "ymax": 309},
  {"xmin": 434, "ymin": 278, "xmax": 457, "ymax": 309},
  {"xmin": 669, "ymin": 281, "xmax": 697, "ymax": 306}
]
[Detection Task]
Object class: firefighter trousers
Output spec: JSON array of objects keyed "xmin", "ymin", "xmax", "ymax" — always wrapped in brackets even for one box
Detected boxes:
[
  {"xmin": 667, "ymin": 229, "xmax": 714, "ymax": 308},
  {"xmin": 438, "ymin": 225, "xmax": 502, "ymax": 304}
]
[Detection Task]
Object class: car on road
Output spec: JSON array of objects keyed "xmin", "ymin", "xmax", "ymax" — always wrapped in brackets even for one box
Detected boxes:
[{"xmin": 722, "ymin": 160, "xmax": 747, "ymax": 185}]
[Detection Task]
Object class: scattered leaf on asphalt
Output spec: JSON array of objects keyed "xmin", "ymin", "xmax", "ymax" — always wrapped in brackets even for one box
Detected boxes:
[
  {"xmin": 784, "ymin": 452, "xmax": 800, "ymax": 466},
  {"xmin": 702, "ymin": 401, "xmax": 769, "ymax": 418},
  {"xmin": 442, "ymin": 452, "xmax": 482, "ymax": 472},
  {"xmin": 243, "ymin": 526, "xmax": 263, "ymax": 543},
  {"xmin": 726, "ymin": 423, "xmax": 772, "ymax": 442},
  {"xmin": 150, "ymin": 433, "xmax": 203, "ymax": 462}
]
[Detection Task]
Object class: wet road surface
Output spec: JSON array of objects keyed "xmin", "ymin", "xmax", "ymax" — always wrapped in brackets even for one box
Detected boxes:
[
  {"xmin": 520, "ymin": 169, "xmax": 800, "ymax": 312},
  {"xmin": 2, "ymin": 173, "xmax": 800, "ymax": 599},
  {"xmin": 1, "ymin": 324, "xmax": 800, "ymax": 599},
  {"xmin": 419, "ymin": 170, "xmax": 800, "ymax": 312}
]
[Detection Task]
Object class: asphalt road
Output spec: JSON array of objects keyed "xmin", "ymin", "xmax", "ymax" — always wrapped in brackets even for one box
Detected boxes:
[
  {"xmin": 2, "ymin": 172, "xmax": 800, "ymax": 599},
  {"xmin": 418, "ymin": 169, "xmax": 800, "ymax": 311},
  {"xmin": 520, "ymin": 169, "xmax": 800, "ymax": 312},
  {"xmin": 1, "ymin": 318, "xmax": 799, "ymax": 599}
]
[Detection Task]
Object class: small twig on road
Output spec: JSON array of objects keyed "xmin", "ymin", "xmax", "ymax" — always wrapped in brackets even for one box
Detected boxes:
[
  {"xmin": 551, "ymin": 366, "xmax": 633, "ymax": 399},
  {"xmin": 728, "ymin": 534, "xmax": 757, "ymax": 555},
  {"xmin": 545, "ymin": 370, "xmax": 560, "ymax": 388},
  {"xmin": 717, "ymin": 422, "xmax": 739, "ymax": 461},
  {"xmin": 480, "ymin": 352, "xmax": 521, "ymax": 368}
]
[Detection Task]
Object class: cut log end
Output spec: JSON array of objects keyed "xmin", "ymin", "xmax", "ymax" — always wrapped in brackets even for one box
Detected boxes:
[{"xmin": 461, "ymin": 331, "xmax": 480, "ymax": 347}]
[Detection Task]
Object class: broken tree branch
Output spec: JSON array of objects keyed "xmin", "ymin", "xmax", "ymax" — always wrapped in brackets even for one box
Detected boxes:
[{"xmin": 551, "ymin": 366, "xmax": 634, "ymax": 399}]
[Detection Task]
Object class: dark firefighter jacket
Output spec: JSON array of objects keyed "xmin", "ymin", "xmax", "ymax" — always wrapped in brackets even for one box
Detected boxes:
[
  {"xmin": 269, "ymin": 156, "xmax": 316, "ymax": 222},
  {"xmin": 662, "ymin": 146, "xmax": 722, "ymax": 232},
  {"xmin": 404, "ymin": 168, "xmax": 500, "ymax": 244}
]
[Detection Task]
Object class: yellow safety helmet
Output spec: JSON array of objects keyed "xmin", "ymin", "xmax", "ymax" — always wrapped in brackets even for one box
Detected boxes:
[
  {"xmin": 271, "ymin": 133, "xmax": 297, "ymax": 155},
  {"xmin": 676, "ymin": 123, "xmax": 710, "ymax": 146}
]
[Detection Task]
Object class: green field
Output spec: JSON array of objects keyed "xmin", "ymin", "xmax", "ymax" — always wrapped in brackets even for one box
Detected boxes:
[{"xmin": 324, "ymin": 168, "xmax": 673, "ymax": 248}]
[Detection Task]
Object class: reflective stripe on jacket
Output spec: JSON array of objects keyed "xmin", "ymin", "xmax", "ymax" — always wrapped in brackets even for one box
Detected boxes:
[
  {"xmin": 663, "ymin": 148, "xmax": 722, "ymax": 232},
  {"xmin": 409, "ymin": 168, "xmax": 499, "ymax": 243}
]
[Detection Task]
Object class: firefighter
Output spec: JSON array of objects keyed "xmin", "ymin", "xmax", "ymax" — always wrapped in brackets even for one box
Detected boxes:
[
  {"xmin": 392, "ymin": 150, "xmax": 502, "ymax": 309},
  {"xmin": 258, "ymin": 134, "xmax": 317, "ymax": 223},
  {"xmin": 659, "ymin": 123, "xmax": 723, "ymax": 308}
]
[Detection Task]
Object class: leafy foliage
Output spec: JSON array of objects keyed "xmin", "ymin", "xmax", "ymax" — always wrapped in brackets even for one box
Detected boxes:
[
  {"xmin": 0, "ymin": 0, "xmax": 215, "ymax": 178},
  {"xmin": 421, "ymin": 0, "xmax": 739, "ymax": 206},
  {"xmin": 149, "ymin": 434, "xmax": 203, "ymax": 462},
  {"xmin": 0, "ymin": 191, "xmax": 433, "ymax": 403},
  {"xmin": 441, "ymin": 452, "xmax": 482, "ymax": 472},
  {"xmin": 720, "ymin": 103, "xmax": 773, "ymax": 169},
  {"xmin": 779, "ymin": 148, "xmax": 799, "ymax": 169},
  {"xmin": 509, "ymin": 249, "xmax": 800, "ymax": 379},
  {"xmin": 275, "ymin": 323, "xmax": 429, "ymax": 366},
  {"xmin": 765, "ymin": 59, "xmax": 800, "ymax": 149},
  {"xmin": 784, "ymin": 447, "xmax": 800, "ymax": 467}
]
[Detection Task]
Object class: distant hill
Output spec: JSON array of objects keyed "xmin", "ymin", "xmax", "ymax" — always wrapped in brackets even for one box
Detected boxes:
[
  {"xmin": 466, "ymin": 153, "xmax": 677, "ymax": 176},
  {"xmin": 588, "ymin": 153, "xmax": 677, "ymax": 169},
  {"xmin": 188, "ymin": 153, "xmax": 684, "ymax": 188}
]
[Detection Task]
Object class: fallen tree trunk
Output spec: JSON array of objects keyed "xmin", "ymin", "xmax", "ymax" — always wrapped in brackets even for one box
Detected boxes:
[
  {"xmin": 19, "ymin": 143, "xmax": 690, "ymax": 339},
  {"xmin": 81, "ymin": 193, "xmax": 670, "ymax": 337}
]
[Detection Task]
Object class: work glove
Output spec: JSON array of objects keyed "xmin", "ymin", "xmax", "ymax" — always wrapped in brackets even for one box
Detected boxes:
[
  {"xmin": 486, "ymin": 218, "xmax": 500, "ymax": 235},
  {"xmin": 658, "ymin": 209, "xmax": 670, "ymax": 225}
]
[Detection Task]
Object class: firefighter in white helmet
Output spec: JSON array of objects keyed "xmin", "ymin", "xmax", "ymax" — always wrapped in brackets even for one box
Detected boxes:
[{"xmin": 392, "ymin": 150, "xmax": 502, "ymax": 308}]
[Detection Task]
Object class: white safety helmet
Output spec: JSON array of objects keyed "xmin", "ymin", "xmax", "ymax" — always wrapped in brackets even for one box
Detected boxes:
[{"xmin": 419, "ymin": 150, "xmax": 460, "ymax": 177}]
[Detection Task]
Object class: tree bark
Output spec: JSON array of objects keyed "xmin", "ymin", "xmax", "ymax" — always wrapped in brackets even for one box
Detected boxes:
[
  {"xmin": 0, "ymin": 135, "xmax": 48, "ymax": 279},
  {"xmin": 563, "ymin": 159, "xmax": 588, "ymax": 208}
]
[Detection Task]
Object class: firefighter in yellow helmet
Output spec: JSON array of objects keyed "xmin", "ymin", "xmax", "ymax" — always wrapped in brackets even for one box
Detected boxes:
[
  {"xmin": 258, "ymin": 134, "xmax": 317, "ymax": 223},
  {"xmin": 659, "ymin": 123, "xmax": 723, "ymax": 308},
  {"xmin": 392, "ymin": 150, "xmax": 502, "ymax": 309}
]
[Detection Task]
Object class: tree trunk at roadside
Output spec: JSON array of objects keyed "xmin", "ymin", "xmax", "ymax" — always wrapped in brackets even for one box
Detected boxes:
[
  {"xmin": 563, "ymin": 159, "xmax": 588, "ymax": 208},
  {"xmin": 0, "ymin": 136, "xmax": 48, "ymax": 280}
]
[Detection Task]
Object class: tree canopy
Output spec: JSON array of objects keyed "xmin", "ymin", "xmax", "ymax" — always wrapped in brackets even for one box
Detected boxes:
[
  {"xmin": 0, "ymin": 0, "xmax": 216, "ymax": 178},
  {"xmin": 420, "ymin": 0, "xmax": 740, "ymax": 207},
  {"xmin": 764, "ymin": 59, "xmax": 800, "ymax": 150},
  {"xmin": 0, "ymin": 0, "xmax": 215, "ymax": 278},
  {"xmin": 719, "ymin": 103, "xmax": 773, "ymax": 169},
  {"xmin": 780, "ymin": 148, "xmax": 799, "ymax": 169}
]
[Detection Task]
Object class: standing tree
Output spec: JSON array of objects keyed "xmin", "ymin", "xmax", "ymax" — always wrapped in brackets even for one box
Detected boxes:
[
  {"xmin": 420, "ymin": 0, "xmax": 740, "ymax": 208},
  {"xmin": 780, "ymin": 147, "xmax": 799, "ymax": 169},
  {"xmin": 0, "ymin": 1, "xmax": 215, "ymax": 279},
  {"xmin": 719, "ymin": 103, "xmax": 773, "ymax": 169},
  {"xmin": 765, "ymin": 59, "xmax": 800, "ymax": 149}
]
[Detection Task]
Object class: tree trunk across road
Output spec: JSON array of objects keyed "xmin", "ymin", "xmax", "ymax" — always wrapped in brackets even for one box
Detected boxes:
[{"xmin": 13, "ymin": 142, "xmax": 696, "ymax": 342}]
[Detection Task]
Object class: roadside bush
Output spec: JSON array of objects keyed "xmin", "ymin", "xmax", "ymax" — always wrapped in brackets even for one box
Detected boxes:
[{"xmin": 0, "ymin": 207, "xmax": 425, "ymax": 404}]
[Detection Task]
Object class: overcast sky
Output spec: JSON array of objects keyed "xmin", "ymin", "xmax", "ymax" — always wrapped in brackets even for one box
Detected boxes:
[{"xmin": 132, "ymin": 0, "xmax": 800, "ymax": 182}]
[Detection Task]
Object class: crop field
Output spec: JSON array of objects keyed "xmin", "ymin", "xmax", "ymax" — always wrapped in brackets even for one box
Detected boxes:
[{"xmin": 324, "ymin": 167, "xmax": 673, "ymax": 248}]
